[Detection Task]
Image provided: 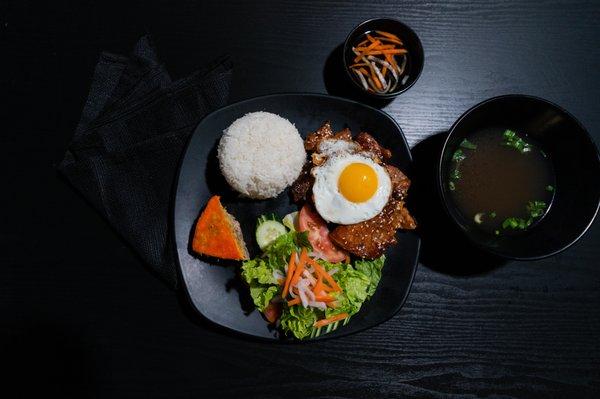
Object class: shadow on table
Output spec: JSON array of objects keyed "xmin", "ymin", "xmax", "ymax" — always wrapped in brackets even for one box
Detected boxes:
[
  {"xmin": 409, "ymin": 132, "xmax": 507, "ymax": 276},
  {"xmin": 322, "ymin": 44, "xmax": 393, "ymax": 109}
]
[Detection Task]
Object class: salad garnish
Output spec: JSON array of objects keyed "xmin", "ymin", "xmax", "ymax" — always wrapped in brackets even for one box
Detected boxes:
[{"xmin": 241, "ymin": 212, "xmax": 385, "ymax": 339}]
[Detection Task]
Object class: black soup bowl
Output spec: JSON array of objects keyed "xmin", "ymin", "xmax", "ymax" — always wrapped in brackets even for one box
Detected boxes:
[{"xmin": 439, "ymin": 95, "xmax": 600, "ymax": 260}]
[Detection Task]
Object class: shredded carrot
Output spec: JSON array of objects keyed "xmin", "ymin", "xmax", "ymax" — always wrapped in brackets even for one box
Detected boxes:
[
  {"xmin": 314, "ymin": 313, "xmax": 349, "ymax": 328},
  {"xmin": 375, "ymin": 30, "xmax": 402, "ymax": 42},
  {"xmin": 370, "ymin": 67, "xmax": 382, "ymax": 90},
  {"xmin": 366, "ymin": 49, "xmax": 407, "ymax": 56},
  {"xmin": 287, "ymin": 297, "xmax": 301, "ymax": 306},
  {"xmin": 311, "ymin": 265, "xmax": 335, "ymax": 293},
  {"xmin": 313, "ymin": 272, "xmax": 324, "ymax": 293},
  {"xmin": 356, "ymin": 44, "xmax": 393, "ymax": 52},
  {"xmin": 356, "ymin": 38, "xmax": 369, "ymax": 47},
  {"xmin": 374, "ymin": 44, "xmax": 396, "ymax": 50},
  {"xmin": 381, "ymin": 66, "xmax": 388, "ymax": 77},
  {"xmin": 308, "ymin": 259, "xmax": 342, "ymax": 292},
  {"xmin": 385, "ymin": 53, "xmax": 398, "ymax": 70},
  {"xmin": 314, "ymin": 294, "xmax": 335, "ymax": 302},
  {"xmin": 365, "ymin": 40, "xmax": 382, "ymax": 50},
  {"xmin": 350, "ymin": 63, "xmax": 368, "ymax": 68},
  {"xmin": 282, "ymin": 252, "xmax": 296, "ymax": 298},
  {"xmin": 311, "ymin": 267, "xmax": 337, "ymax": 293},
  {"xmin": 377, "ymin": 36, "xmax": 403, "ymax": 45},
  {"xmin": 353, "ymin": 40, "xmax": 382, "ymax": 62},
  {"xmin": 357, "ymin": 67, "xmax": 369, "ymax": 76},
  {"xmin": 290, "ymin": 248, "xmax": 307, "ymax": 286},
  {"xmin": 366, "ymin": 33, "xmax": 377, "ymax": 43},
  {"xmin": 321, "ymin": 283, "xmax": 336, "ymax": 292}
]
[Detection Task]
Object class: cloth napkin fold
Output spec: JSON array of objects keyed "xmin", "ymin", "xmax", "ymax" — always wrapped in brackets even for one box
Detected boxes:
[{"xmin": 59, "ymin": 36, "xmax": 233, "ymax": 288}]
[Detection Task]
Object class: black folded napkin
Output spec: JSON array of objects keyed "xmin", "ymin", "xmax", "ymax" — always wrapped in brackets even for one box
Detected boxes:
[{"xmin": 59, "ymin": 36, "xmax": 233, "ymax": 289}]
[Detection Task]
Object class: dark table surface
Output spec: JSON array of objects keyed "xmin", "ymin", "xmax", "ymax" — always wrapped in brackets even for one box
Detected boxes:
[{"xmin": 4, "ymin": 1, "xmax": 600, "ymax": 398}]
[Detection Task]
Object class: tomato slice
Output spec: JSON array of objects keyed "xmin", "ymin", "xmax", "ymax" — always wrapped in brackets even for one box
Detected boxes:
[
  {"xmin": 263, "ymin": 301, "xmax": 281, "ymax": 324},
  {"xmin": 298, "ymin": 204, "xmax": 348, "ymax": 263}
]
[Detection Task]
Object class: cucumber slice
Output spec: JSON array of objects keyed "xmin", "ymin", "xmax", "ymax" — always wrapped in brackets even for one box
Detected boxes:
[
  {"xmin": 256, "ymin": 219, "xmax": 286, "ymax": 250},
  {"xmin": 282, "ymin": 211, "xmax": 299, "ymax": 231}
]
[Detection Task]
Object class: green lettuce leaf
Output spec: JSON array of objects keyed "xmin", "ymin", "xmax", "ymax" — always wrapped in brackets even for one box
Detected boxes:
[
  {"xmin": 241, "ymin": 258, "xmax": 278, "ymax": 285},
  {"xmin": 248, "ymin": 283, "xmax": 278, "ymax": 312},
  {"xmin": 354, "ymin": 256, "xmax": 385, "ymax": 298},
  {"xmin": 241, "ymin": 258, "xmax": 279, "ymax": 312},
  {"xmin": 264, "ymin": 231, "xmax": 311, "ymax": 265},
  {"xmin": 326, "ymin": 267, "xmax": 370, "ymax": 317},
  {"xmin": 280, "ymin": 304, "xmax": 317, "ymax": 339}
]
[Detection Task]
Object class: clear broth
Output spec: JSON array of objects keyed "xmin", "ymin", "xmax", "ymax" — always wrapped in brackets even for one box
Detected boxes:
[{"xmin": 448, "ymin": 127, "xmax": 555, "ymax": 235}]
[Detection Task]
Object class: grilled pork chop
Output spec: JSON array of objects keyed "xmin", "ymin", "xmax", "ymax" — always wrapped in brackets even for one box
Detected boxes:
[
  {"xmin": 332, "ymin": 127, "xmax": 352, "ymax": 141},
  {"xmin": 290, "ymin": 163, "xmax": 314, "ymax": 203},
  {"xmin": 329, "ymin": 198, "xmax": 416, "ymax": 259},
  {"xmin": 384, "ymin": 164, "xmax": 411, "ymax": 200},
  {"xmin": 304, "ymin": 121, "xmax": 333, "ymax": 151},
  {"xmin": 355, "ymin": 132, "xmax": 392, "ymax": 160}
]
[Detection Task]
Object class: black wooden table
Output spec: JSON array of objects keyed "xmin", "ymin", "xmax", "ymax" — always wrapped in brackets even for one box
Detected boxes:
[{"xmin": 4, "ymin": 1, "xmax": 599, "ymax": 397}]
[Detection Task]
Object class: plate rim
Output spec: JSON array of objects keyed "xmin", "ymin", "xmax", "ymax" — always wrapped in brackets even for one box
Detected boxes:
[{"xmin": 171, "ymin": 92, "xmax": 421, "ymax": 342}]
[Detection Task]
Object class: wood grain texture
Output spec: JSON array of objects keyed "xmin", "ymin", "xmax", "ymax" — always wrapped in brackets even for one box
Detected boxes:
[{"xmin": 3, "ymin": 0, "xmax": 599, "ymax": 398}]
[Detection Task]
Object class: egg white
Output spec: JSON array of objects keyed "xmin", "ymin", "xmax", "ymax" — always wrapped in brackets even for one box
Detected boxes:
[
  {"xmin": 312, "ymin": 154, "xmax": 392, "ymax": 225},
  {"xmin": 317, "ymin": 138, "xmax": 361, "ymax": 157}
]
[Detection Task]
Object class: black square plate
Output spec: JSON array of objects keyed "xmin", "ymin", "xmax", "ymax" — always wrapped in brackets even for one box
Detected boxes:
[{"xmin": 173, "ymin": 93, "xmax": 420, "ymax": 341}]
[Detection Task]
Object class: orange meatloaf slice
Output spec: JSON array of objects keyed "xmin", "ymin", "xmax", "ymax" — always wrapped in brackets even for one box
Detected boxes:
[{"xmin": 192, "ymin": 195, "xmax": 249, "ymax": 261}]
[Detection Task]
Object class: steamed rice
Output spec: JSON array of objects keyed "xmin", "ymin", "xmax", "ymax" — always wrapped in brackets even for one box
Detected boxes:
[{"xmin": 218, "ymin": 112, "xmax": 306, "ymax": 199}]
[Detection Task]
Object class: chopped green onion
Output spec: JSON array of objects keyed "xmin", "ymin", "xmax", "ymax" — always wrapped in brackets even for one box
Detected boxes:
[
  {"xmin": 452, "ymin": 149, "xmax": 466, "ymax": 162},
  {"xmin": 501, "ymin": 200, "xmax": 548, "ymax": 231},
  {"xmin": 490, "ymin": 211, "xmax": 497, "ymax": 218},
  {"xmin": 503, "ymin": 218, "xmax": 516, "ymax": 229},
  {"xmin": 494, "ymin": 230, "xmax": 500, "ymax": 236},
  {"xmin": 503, "ymin": 129, "xmax": 531, "ymax": 153},
  {"xmin": 460, "ymin": 138, "xmax": 477, "ymax": 150},
  {"xmin": 448, "ymin": 181, "xmax": 456, "ymax": 191},
  {"xmin": 450, "ymin": 169, "xmax": 460, "ymax": 180},
  {"xmin": 503, "ymin": 129, "xmax": 515, "ymax": 139},
  {"xmin": 546, "ymin": 185, "xmax": 554, "ymax": 192},
  {"xmin": 527, "ymin": 200, "xmax": 547, "ymax": 219},
  {"xmin": 502, "ymin": 217, "xmax": 529, "ymax": 230}
]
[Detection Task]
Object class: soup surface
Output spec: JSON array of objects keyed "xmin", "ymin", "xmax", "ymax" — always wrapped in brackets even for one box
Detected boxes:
[{"xmin": 448, "ymin": 127, "xmax": 555, "ymax": 235}]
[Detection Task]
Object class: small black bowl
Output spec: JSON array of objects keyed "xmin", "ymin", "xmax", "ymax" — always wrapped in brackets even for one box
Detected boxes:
[
  {"xmin": 343, "ymin": 18, "xmax": 424, "ymax": 99},
  {"xmin": 438, "ymin": 95, "xmax": 600, "ymax": 260}
]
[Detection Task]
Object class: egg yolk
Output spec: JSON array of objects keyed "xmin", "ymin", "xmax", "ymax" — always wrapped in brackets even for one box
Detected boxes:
[{"xmin": 338, "ymin": 163, "xmax": 378, "ymax": 203}]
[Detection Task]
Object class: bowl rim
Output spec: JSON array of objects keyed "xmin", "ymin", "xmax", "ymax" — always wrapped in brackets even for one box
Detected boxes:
[
  {"xmin": 437, "ymin": 93, "xmax": 600, "ymax": 260},
  {"xmin": 342, "ymin": 17, "xmax": 424, "ymax": 99}
]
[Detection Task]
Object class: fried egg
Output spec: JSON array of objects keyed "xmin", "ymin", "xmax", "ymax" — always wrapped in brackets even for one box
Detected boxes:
[{"xmin": 312, "ymin": 153, "xmax": 392, "ymax": 224}]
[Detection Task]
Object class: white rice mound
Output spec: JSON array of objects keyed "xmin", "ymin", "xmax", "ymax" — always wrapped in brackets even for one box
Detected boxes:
[{"xmin": 218, "ymin": 111, "xmax": 306, "ymax": 199}]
